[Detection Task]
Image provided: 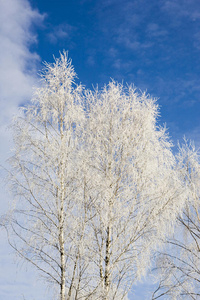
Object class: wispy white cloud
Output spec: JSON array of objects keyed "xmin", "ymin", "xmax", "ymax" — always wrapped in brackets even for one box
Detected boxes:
[
  {"xmin": 0, "ymin": 0, "xmax": 45, "ymax": 127},
  {"xmin": 0, "ymin": 0, "xmax": 45, "ymax": 167},
  {"xmin": 94, "ymin": 0, "xmax": 200, "ymax": 64},
  {"xmin": 193, "ymin": 32, "xmax": 200, "ymax": 50},
  {"xmin": 146, "ymin": 23, "xmax": 168, "ymax": 38},
  {"xmin": 161, "ymin": 0, "xmax": 200, "ymax": 22},
  {"xmin": 47, "ymin": 23, "xmax": 75, "ymax": 44},
  {"xmin": 86, "ymin": 55, "xmax": 96, "ymax": 66}
]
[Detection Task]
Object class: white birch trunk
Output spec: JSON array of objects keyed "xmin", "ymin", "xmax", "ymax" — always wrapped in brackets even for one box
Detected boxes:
[{"xmin": 59, "ymin": 114, "xmax": 66, "ymax": 300}]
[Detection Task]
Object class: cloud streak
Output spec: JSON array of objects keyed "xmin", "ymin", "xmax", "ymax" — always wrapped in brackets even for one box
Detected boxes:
[
  {"xmin": 47, "ymin": 23, "xmax": 76, "ymax": 44},
  {"xmin": 0, "ymin": 0, "xmax": 45, "ymax": 126}
]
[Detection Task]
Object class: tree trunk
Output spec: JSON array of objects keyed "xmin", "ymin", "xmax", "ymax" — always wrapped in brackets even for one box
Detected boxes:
[
  {"xmin": 59, "ymin": 201, "xmax": 66, "ymax": 300},
  {"xmin": 104, "ymin": 225, "xmax": 111, "ymax": 300},
  {"xmin": 59, "ymin": 115, "xmax": 66, "ymax": 300}
]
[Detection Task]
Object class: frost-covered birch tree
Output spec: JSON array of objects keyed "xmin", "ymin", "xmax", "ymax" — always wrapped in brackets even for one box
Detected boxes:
[
  {"xmin": 7, "ymin": 52, "xmax": 89, "ymax": 300},
  {"xmin": 7, "ymin": 52, "xmax": 187, "ymax": 300},
  {"xmin": 79, "ymin": 83, "xmax": 187, "ymax": 299},
  {"xmin": 152, "ymin": 141, "xmax": 200, "ymax": 300}
]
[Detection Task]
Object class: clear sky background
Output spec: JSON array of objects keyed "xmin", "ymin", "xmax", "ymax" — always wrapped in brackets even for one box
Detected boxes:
[{"xmin": 0, "ymin": 0, "xmax": 200, "ymax": 299}]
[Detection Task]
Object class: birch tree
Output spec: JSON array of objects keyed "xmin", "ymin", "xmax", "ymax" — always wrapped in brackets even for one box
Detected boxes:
[
  {"xmin": 79, "ymin": 83, "xmax": 187, "ymax": 299},
  {"xmin": 152, "ymin": 141, "xmax": 200, "ymax": 300},
  {"xmin": 7, "ymin": 52, "xmax": 89, "ymax": 300},
  {"xmin": 6, "ymin": 52, "xmax": 188, "ymax": 299}
]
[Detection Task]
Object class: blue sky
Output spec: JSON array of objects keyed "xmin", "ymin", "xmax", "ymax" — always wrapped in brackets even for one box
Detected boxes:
[{"xmin": 0, "ymin": 0, "xmax": 200, "ymax": 299}]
